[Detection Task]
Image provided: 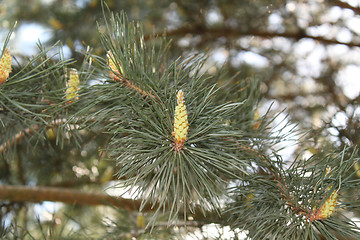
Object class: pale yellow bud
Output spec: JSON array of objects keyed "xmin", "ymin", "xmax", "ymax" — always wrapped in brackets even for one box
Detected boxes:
[
  {"xmin": 172, "ymin": 90, "xmax": 189, "ymax": 152},
  {"xmin": 48, "ymin": 17, "xmax": 64, "ymax": 30},
  {"xmin": 354, "ymin": 162, "xmax": 360, "ymax": 178},
  {"xmin": 310, "ymin": 167, "xmax": 338, "ymax": 221},
  {"xmin": 65, "ymin": 68, "xmax": 80, "ymax": 102},
  {"xmin": 253, "ymin": 109, "xmax": 261, "ymax": 130},
  {"xmin": 318, "ymin": 190, "xmax": 338, "ymax": 219},
  {"xmin": 45, "ymin": 128, "xmax": 56, "ymax": 140},
  {"xmin": 310, "ymin": 190, "xmax": 338, "ymax": 221},
  {"xmin": 100, "ymin": 166, "xmax": 114, "ymax": 184},
  {"xmin": 0, "ymin": 48, "xmax": 12, "ymax": 85},
  {"xmin": 107, "ymin": 50, "xmax": 122, "ymax": 80},
  {"xmin": 136, "ymin": 214, "xmax": 145, "ymax": 228}
]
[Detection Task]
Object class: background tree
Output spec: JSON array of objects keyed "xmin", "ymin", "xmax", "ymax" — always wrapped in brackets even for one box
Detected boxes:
[{"xmin": 1, "ymin": 0, "xmax": 360, "ymax": 239}]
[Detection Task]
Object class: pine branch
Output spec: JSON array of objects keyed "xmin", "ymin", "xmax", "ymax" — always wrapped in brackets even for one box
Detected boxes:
[
  {"xmin": 228, "ymin": 147, "xmax": 360, "ymax": 239},
  {"xmin": 0, "ymin": 184, "xmax": 218, "ymax": 224},
  {"xmin": 239, "ymin": 145, "xmax": 310, "ymax": 217},
  {"xmin": 147, "ymin": 26, "xmax": 360, "ymax": 48},
  {"xmin": 0, "ymin": 185, "xmax": 153, "ymax": 212}
]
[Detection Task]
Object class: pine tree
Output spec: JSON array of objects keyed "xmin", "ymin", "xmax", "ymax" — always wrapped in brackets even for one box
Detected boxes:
[{"xmin": 1, "ymin": 1, "xmax": 360, "ymax": 239}]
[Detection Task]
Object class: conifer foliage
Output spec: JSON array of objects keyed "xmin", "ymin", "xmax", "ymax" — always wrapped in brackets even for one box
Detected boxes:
[
  {"xmin": 1, "ymin": 5, "xmax": 360, "ymax": 240},
  {"xmin": 95, "ymin": 11, "xmax": 254, "ymax": 224}
]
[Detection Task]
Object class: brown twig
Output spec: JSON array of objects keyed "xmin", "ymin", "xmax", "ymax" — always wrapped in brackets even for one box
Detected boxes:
[
  {"xmin": 0, "ymin": 184, "xmax": 155, "ymax": 212},
  {"xmin": 241, "ymin": 145, "xmax": 340, "ymax": 222},
  {"xmin": 328, "ymin": 0, "xmax": 360, "ymax": 15},
  {"xmin": 0, "ymin": 184, "xmax": 217, "ymax": 223},
  {"xmin": 146, "ymin": 27, "xmax": 360, "ymax": 48},
  {"xmin": 110, "ymin": 72, "xmax": 158, "ymax": 100}
]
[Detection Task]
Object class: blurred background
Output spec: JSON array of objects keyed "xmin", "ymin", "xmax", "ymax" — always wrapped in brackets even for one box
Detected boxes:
[{"xmin": 1, "ymin": 0, "xmax": 360, "ymax": 239}]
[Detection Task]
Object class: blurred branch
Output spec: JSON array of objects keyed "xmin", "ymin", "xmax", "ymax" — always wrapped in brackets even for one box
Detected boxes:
[
  {"xmin": 329, "ymin": 0, "xmax": 360, "ymax": 15},
  {"xmin": 149, "ymin": 27, "xmax": 360, "ymax": 48},
  {"xmin": 0, "ymin": 118, "xmax": 80, "ymax": 154},
  {"xmin": 0, "ymin": 184, "xmax": 218, "ymax": 224},
  {"xmin": 0, "ymin": 185, "xmax": 154, "ymax": 212},
  {"xmin": 0, "ymin": 125, "xmax": 41, "ymax": 154}
]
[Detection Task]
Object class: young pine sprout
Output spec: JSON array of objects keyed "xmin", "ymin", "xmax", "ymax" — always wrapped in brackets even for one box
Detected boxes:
[
  {"xmin": 65, "ymin": 68, "xmax": 80, "ymax": 103},
  {"xmin": 172, "ymin": 90, "xmax": 189, "ymax": 152},
  {"xmin": 0, "ymin": 48, "xmax": 12, "ymax": 85}
]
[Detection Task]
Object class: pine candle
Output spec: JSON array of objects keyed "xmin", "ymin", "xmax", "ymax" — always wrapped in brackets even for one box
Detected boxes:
[
  {"xmin": 309, "ymin": 167, "xmax": 338, "ymax": 221},
  {"xmin": 107, "ymin": 50, "xmax": 122, "ymax": 80},
  {"xmin": 65, "ymin": 68, "xmax": 80, "ymax": 102},
  {"xmin": 173, "ymin": 90, "xmax": 189, "ymax": 152},
  {"xmin": 310, "ymin": 189, "xmax": 338, "ymax": 221},
  {"xmin": 0, "ymin": 48, "xmax": 12, "ymax": 85}
]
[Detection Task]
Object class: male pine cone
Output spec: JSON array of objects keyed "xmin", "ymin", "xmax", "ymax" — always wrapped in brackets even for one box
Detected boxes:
[
  {"xmin": 309, "ymin": 168, "xmax": 338, "ymax": 221},
  {"xmin": 0, "ymin": 48, "xmax": 12, "ymax": 85},
  {"xmin": 172, "ymin": 90, "xmax": 189, "ymax": 152},
  {"xmin": 310, "ymin": 189, "xmax": 338, "ymax": 221},
  {"xmin": 107, "ymin": 50, "xmax": 122, "ymax": 80},
  {"xmin": 65, "ymin": 69, "xmax": 80, "ymax": 102}
]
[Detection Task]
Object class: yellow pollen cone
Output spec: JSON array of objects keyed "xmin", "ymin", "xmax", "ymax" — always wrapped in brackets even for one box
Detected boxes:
[
  {"xmin": 310, "ymin": 189, "xmax": 338, "ymax": 221},
  {"xmin": 136, "ymin": 214, "xmax": 145, "ymax": 228},
  {"xmin": 45, "ymin": 128, "xmax": 57, "ymax": 140},
  {"xmin": 310, "ymin": 167, "xmax": 338, "ymax": 221},
  {"xmin": 65, "ymin": 68, "xmax": 80, "ymax": 102},
  {"xmin": 107, "ymin": 50, "xmax": 122, "ymax": 80},
  {"xmin": 318, "ymin": 190, "xmax": 338, "ymax": 219},
  {"xmin": 253, "ymin": 109, "xmax": 261, "ymax": 130},
  {"xmin": 172, "ymin": 90, "xmax": 189, "ymax": 151},
  {"xmin": 0, "ymin": 48, "xmax": 12, "ymax": 85},
  {"xmin": 354, "ymin": 162, "xmax": 360, "ymax": 178}
]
